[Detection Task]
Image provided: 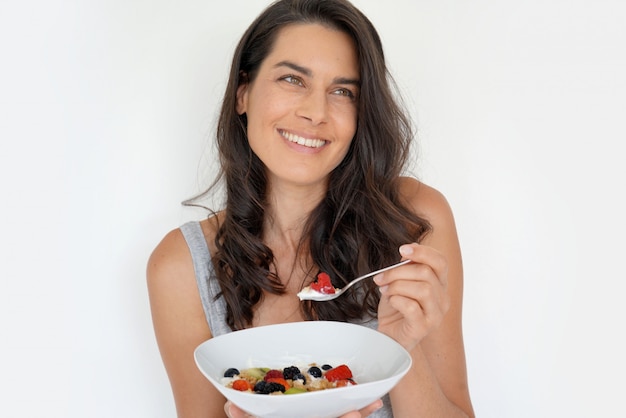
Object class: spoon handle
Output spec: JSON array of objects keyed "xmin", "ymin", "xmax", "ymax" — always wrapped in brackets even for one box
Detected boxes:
[{"xmin": 343, "ymin": 259, "xmax": 412, "ymax": 291}]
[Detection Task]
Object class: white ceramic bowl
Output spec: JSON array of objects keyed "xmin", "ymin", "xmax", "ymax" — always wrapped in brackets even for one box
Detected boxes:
[{"xmin": 194, "ymin": 321, "xmax": 412, "ymax": 418}]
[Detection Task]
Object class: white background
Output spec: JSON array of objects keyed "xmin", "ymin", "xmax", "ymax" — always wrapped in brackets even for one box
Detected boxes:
[{"xmin": 1, "ymin": 1, "xmax": 625, "ymax": 417}]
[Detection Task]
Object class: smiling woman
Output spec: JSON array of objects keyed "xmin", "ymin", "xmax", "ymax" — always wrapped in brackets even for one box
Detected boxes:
[{"xmin": 147, "ymin": 1, "xmax": 474, "ymax": 417}]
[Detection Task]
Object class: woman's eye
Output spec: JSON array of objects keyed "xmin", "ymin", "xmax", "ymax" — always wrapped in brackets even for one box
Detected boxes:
[
  {"xmin": 281, "ymin": 75, "xmax": 303, "ymax": 86},
  {"xmin": 333, "ymin": 88, "xmax": 356, "ymax": 99}
]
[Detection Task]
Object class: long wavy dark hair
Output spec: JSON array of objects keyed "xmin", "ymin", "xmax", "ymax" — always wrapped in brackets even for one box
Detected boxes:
[{"xmin": 191, "ymin": 0, "xmax": 431, "ymax": 331}]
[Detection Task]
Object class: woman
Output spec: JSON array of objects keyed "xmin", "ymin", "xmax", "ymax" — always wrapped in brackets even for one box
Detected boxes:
[{"xmin": 147, "ymin": 0, "xmax": 474, "ymax": 416}]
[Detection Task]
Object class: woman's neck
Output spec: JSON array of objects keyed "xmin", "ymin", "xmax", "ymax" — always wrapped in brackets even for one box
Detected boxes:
[{"xmin": 263, "ymin": 179, "xmax": 326, "ymax": 252}]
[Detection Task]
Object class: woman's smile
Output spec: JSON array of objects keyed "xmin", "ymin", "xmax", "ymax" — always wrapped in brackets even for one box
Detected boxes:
[{"xmin": 278, "ymin": 129, "xmax": 327, "ymax": 149}]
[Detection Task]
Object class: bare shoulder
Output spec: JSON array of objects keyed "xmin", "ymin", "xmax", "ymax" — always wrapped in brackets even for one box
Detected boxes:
[
  {"xmin": 146, "ymin": 215, "xmax": 223, "ymax": 337},
  {"xmin": 147, "ymin": 227, "xmax": 194, "ymax": 292},
  {"xmin": 147, "ymin": 215, "xmax": 221, "ymax": 290},
  {"xmin": 146, "ymin": 226, "xmax": 207, "ymax": 341},
  {"xmin": 146, "ymin": 219, "xmax": 217, "ymax": 351},
  {"xmin": 398, "ymin": 176, "xmax": 457, "ymax": 239}
]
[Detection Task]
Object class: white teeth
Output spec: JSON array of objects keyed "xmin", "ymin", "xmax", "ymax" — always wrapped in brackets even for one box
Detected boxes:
[{"xmin": 281, "ymin": 131, "xmax": 325, "ymax": 148}]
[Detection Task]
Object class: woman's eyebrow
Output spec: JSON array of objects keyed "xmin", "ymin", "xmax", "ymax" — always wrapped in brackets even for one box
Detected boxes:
[
  {"xmin": 274, "ymin": 60, "xmax": 360, "ymax": 86},
  {"xmin": 274, "ymin": 60, "xmax": 311, "ymax": 76}
]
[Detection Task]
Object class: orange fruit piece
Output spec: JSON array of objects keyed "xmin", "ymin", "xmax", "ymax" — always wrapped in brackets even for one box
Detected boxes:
[{"xmin": 232, "ymin": 379, "xmax": 252, "ymax": 391}]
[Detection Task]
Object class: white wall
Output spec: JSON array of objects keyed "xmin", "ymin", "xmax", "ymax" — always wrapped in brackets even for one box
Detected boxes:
[{"xmin": 1, "ymin": 1, "xmax": 624, "ymax": 417}]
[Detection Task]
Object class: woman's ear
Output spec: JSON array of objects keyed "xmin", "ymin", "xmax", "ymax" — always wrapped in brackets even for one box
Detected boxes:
[
  {"xmin": 236, "ymin": 71, "xmax": 249, "ymax": 115},
  {"xmin": 236, "ymin": 82, "xmax": 248, "ymax": 115}
]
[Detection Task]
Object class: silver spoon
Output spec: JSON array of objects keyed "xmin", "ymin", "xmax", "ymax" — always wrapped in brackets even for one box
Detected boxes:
[{"xmin": 297, "ymin": 259, "xmax": 412, "ymax": 302}]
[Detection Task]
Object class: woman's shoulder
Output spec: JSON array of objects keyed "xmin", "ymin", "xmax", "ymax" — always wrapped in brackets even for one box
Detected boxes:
[
  {"xmin": 398, "ymin": 176, "xmax": 454, "ymax": 222},
  {"xmin": 147, "ymin": 213, "xmax": 222, "ymax": 289},
  {"xmin": 147, "ymin": 226, "xmax": 195, "ymax": 291},
  {"xmin": 397, "ymin": 176, "xmax": 459, "ymax": 248}
]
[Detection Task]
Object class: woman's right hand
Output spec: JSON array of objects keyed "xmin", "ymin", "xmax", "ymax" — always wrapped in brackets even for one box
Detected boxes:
[{"xmin": 225, "ymin": 399, "xmax": 384, "ymax": 417}]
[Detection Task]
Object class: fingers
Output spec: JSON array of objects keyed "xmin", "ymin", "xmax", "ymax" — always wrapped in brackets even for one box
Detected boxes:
[
  {"xmin": 338, "ymin": 399, "xmax": 384, "ymax": 417},
  {"xmin": 225, "ymin": 401, "xmax": 255, "ymax": 418},
  {"xmin": 380, "ymin": 271, "xmax": 450, "ymax": 316},
  {"xmin": 224, "ymin": 401, "xmax": 233, "ymax": 418},
  {"xmin": 374, "ymin": 243, "xmax": 451, "ymax": 348},
  {"xmin": 359, "ymin": 399, "xmax": 384, "ymax": 416},
  {"xmin": 228, "ymin": 399, "xmax": 383, "ymax": 418},
  {"xmin": 374, "ymin": 244, "xmax": 447, "ymax": 291},
  {"xmin": 400, "ymin": 243, "xmax": 448, "ymax": 287},
  {"xmin": 385, "ymin": 289, "xmax": 449, "ymax": 333}
]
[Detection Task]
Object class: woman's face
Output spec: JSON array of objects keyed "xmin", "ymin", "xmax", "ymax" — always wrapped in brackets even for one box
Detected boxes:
[{"xmin": 237, "ymin": 23, "xmax": 359, "ymax": 190}]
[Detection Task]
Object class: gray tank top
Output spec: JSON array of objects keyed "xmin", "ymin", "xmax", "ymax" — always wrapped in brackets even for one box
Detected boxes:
[{"xmin": 180, "ymin": 221, "xmax": 394, "ymax": 417}]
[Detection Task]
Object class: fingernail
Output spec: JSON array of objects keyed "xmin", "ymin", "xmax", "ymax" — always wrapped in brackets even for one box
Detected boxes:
[
  {"xmin": 399, "ymin": 245, "xmax": 413, "ymax": 255},
  {"xmin": 378, "ymin": 285, "xmax": 388, "ymax": 294},
  {"xmin": 224, "ymin": 402, "xmax": 233, "ymax": 418},
  {"xmin": 373, "ymin": 273, "xmax": 383, "ymax": 284}
]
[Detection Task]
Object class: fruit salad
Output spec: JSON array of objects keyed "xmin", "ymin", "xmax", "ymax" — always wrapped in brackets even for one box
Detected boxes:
[
  {"xmin": 297, "ymin": 272, "xmax": 338, "ymax": 300},
  {"xmin": 222, "ymin": 363, "xmax": 356, "ymax": 395}
]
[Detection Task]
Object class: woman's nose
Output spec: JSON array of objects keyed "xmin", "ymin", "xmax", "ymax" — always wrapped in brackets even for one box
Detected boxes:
[{"xmin": 295, "ymin": 90, "xmax": 328, "ymax": 125}]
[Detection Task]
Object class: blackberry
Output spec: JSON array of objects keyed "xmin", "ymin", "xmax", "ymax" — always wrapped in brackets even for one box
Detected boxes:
[
  {"xmin": 269, "ymin": 382, "xmax": 286, "ymax": 393},
  {"xmin": 293, "ymin": 373, "xmax": 306, "ymax": 383},
  {"xmin": 283, "ymin": 366, "xmax": 301, "ymax": 380},
  {"xmin": 307, "ymin": 366, "xmax": 323, "ymax": 378},
  {"xmin": 254, "ymin": 380, "xmax": 285, "ymax": 394},
  {"xmin": 321, "ymin": 364, "xmax": 333, "ymax": 371},
  {"xmin": 223, "ymin": 368, "xmax": 239, "ymax": 378}
]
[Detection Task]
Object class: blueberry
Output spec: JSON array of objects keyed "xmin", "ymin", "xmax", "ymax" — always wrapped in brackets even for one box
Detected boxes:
[
  {"xmin": 321, "ymin": 364, "xmax": 333, "ymax": 371},
  {"xmin": 293, "ymin": 373, "xmax": 306, "ymax": 383},
  {"xmin": 307, "ymin": 366, "xmax": 322, "ymax": 378},
  {"xmin": 223, "ymin": 368, "xmax": 239, "ymax": 378},
  {"xmin": 254, "ymin": 381, "xmax": 267, "ymax": 393}
]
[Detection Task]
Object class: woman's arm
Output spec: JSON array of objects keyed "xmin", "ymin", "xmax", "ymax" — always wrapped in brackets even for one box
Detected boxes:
[
  {"xmin": 375, "ymin": 178, "xmax": 475, "ymax": 417},
  {"xmin": 147, "ymin": 228, "xmax": 228, "ymax": 417}
]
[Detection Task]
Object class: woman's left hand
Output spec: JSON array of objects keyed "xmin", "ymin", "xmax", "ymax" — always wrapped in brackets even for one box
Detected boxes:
[
  {"xmin": 374, "ymin": 243, "xmax": 451, "ymax": 351},
  {"xmin": 225, "ymin": 399, "xmax": 384, "ymax": 417}
]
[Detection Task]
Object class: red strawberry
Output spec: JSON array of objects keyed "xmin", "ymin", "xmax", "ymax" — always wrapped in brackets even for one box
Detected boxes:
[
  {"xmin": 310, "ymin": 272, "xmax": 336, "ymax": 294},
  {"xmin": 335, "ymin": 378, "xmax": 357, "ymax": 387},
  {"xmin": 263, "ymin": 369, "xmax": 284, "ymax": 381},
  {"xmin": 232, "ymin": 379, "xmax": 251, "ymax": 391},
  {"xmin": 324, "ymin": 364, "xmax": 353, "ymax": 382}
]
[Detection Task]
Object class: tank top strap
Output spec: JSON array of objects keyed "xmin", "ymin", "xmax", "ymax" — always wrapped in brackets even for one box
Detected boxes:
[{"xmin": 180, "ymin": 221, "xmax": 231, "ymax": 337}]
